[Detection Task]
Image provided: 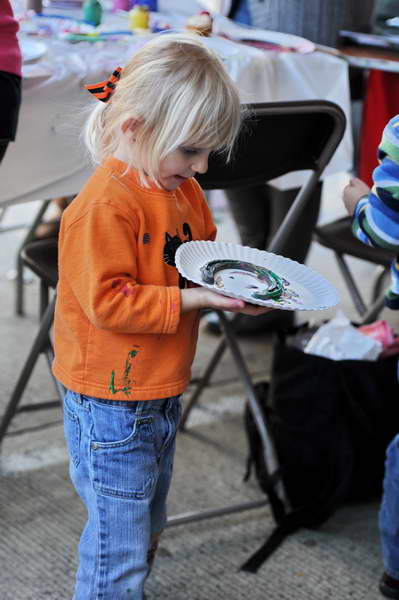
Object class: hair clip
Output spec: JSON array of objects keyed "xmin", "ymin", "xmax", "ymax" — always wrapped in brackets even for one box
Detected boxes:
[{"xmin": 85, "ymin": 67, "xmax": 123, "ymax": 103}]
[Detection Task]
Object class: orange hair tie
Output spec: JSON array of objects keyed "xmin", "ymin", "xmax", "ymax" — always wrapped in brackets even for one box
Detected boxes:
[{"xmin": 85, "ymin": 67, "xmax": 123, "ymax": 103}]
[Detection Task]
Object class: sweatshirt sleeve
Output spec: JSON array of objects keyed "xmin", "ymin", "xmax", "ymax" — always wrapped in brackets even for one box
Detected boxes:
[
  {"xmin": 60, "ymin": 203, "xmax": 181, "ymax": 334},
  {"xmin": 352, "ymin": 115, "xmax": 399, "ymax": 251}
]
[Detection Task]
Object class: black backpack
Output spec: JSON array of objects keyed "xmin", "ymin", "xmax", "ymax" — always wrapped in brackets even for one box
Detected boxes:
[{"xmin": 241, "ymin": 327, "xmax": 399, "ymax": 572}]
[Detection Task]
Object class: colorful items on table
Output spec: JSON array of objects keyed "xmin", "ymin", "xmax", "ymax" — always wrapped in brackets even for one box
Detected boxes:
[
  {"xmin": 185, "ymin": 11, "xmax": 213, "ymax": 36},
  {"xmin": 21, "ymin": 0, "xmax": 168, "ymax": 40},
  {"xmin": 49, "ymin": 1, "xmax": 83, "ymax": 7},
  {"xmin": 82, "ymin": 0, "xmax": 102, "ymax": 26},
  {"xmin": 131, "ymin": 0, "xmax": 156, "ymax": 8},
  {"xmin": 112, "ymin": 0, "xmax": 131, "ymax": 11},
  {"xmin": 128, "ymin": 4, "xmax": 149, "ymax": 32},
  {"xmin": 112, "ymin": 0, "xmax": 157, "ymax": 10},
  {"xmin": 27, "ymin": 0, "xmax": 43, "ymax": 13},
  {"xmin": 151, "ymin": 19, "xmax": 170, "ymax": 33}
]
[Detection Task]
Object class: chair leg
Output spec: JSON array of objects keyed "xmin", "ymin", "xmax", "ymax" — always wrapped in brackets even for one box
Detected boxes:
[
  {"xmin": 216, "ymin": 312, "xmax": 281, "ymax": 481},
  {"xmin": 179, "ymin": 335, "xmax": 227, "ymax": 431},
  {"xmin": 169, "ymin": 311, "xmax": 286, "ymax": 528},
  {"xmin": 334, "ymin": 253, "xmax": 389, "ymax": 322},
  {"xmin": 0, "ymin": 297, "xmax": 56, "ymax": 446},
  {"xmin": 334, "ymin": 253, "xmax": 367, "ymax": 317},
  {"xmin": 15, "ymin": 199, "xmax": 52, "ymax": 316},
  {"xmin": 359, "ymin": 293, "xmax": 387, "ymax": 325},
  {"xmin": 372, "ymin": 266, "xmax": 389, "ymax": 302},
  {"xmin": 179, "ymin": 312, "xmax": 245, "ymax": 431},
  {"xmin": 182, "ymin": 311, "xmax": 281, "ymax": 489}
]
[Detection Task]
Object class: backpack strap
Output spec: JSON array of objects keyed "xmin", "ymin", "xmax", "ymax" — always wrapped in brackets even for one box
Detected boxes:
[{"xmin": 243, "ymin": 382, "xmax": 286, "ymax": 524}]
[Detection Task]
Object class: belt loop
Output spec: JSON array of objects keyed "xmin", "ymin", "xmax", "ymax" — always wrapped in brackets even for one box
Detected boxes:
[{"xmin": 73, "ymin": 391, "xmax": 83, "ymax": 405}]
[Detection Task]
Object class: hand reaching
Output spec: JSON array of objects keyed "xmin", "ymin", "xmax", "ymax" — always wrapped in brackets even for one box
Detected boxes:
[{"xmin": 343, "ymin": 177, "xmax": 370, "ymax": 215}]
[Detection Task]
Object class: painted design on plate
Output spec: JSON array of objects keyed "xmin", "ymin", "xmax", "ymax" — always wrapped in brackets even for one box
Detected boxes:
[
  {"xmin": 200, "ymin": 259, "xmax": 283, "ymax": 301},
  {"xmin": 200, "ymin": 259, "xmax": 303, "ymax": 306},
  {"xmin": 276, "ymin": 277, "xmax": 302, "ymax": 305}
]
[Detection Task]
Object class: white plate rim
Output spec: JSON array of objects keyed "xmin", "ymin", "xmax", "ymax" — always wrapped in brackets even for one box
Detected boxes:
[
  {"xmin": 20, "ymin": 38, "xmax": 48, "ymax": 63},
  {"xmin": 175, "ymin": 240, "xmax": 339, "ymax": 311}
]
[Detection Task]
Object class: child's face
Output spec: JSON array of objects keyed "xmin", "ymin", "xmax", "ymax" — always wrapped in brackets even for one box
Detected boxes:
[{"xmin": 158, "ymin": 146, "xmax": 211, "ymax": 191}]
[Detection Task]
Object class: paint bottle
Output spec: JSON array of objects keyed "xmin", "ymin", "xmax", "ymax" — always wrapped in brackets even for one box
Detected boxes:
[
  {"xmin": 128, "ymin": 4, "xmax": 150, "ymax": 31},
  {"xmin": 112, "ymin": 0, "xmax": 131, "ymax": 12},
  {"xmin": 82, "ymin": 0, "xmax": 103, "ymax": 26}
]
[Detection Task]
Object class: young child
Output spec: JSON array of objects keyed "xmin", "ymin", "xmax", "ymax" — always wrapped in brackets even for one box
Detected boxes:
[
  {"xmin": 53, "ymin": 32, "xmax": 272, "ymax": 599},
  {"xmin": 343, "ymin": 115, "xmax": 399, "ymax": 600}
]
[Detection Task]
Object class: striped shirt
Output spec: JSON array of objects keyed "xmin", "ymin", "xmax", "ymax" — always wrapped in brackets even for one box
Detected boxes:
[{"xmin": 352, "ymin": 115, "xmax": 399, "ymax": 309}]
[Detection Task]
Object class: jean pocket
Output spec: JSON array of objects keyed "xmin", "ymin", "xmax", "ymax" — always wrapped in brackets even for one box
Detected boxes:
[
  {"xmin": 90, "ymin": 416, "xmax": 157, "ymax": 500},
  {"xmin": 63, "ymin": 395, "xmax": 81, "ymax": 468}
]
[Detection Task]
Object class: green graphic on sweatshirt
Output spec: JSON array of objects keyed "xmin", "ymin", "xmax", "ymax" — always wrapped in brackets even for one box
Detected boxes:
[{"xmin": 108, "ymin": 350, "xmax": 138, "ymax": 396}]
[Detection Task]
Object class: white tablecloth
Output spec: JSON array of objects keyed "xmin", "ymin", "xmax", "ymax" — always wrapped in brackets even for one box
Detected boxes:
[{"xmin": 0, "ymin": 10, "xmax": 353, "ymax": 206}]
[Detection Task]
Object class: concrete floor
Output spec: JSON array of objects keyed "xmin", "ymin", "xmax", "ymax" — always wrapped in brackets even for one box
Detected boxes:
[{"xmin": 0, "ymin": 175, "xmax": 392, "ymax": 599}]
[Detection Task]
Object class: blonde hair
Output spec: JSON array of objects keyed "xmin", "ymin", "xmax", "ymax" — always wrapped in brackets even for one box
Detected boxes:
[{"xmin": 84, "ymin": 32, "xmax": 242, "ymax": 185}]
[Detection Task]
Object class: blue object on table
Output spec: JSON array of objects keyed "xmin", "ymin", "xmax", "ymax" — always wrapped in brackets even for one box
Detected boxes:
[
  {"xmin": 36, "ymin": 12, "xmax": 85, "ymax": 20},
  {"xmin": 131, "ymin": 0, "xmax": 156, "ymax": 9},
  {"xmin": 234, "ymin": 0, "xmax": 252, "ymax": 26}
]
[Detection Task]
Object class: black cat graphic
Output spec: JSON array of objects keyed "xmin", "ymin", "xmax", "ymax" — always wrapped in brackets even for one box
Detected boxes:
[{"xmin": 163, "ymin": 222, "xmax": 192, "ymax": 288}]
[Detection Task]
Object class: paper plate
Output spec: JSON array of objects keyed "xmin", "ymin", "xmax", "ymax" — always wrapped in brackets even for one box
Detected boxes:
[
  {"xmin": 20, "ymin": 39, "xmax": 47, "ymax": 63},
  {"xmin": 175, "ymin": 241, "xmax": 339, "ymax": 311},
  {"xmin": 227, "ymin": 27, "xmax": 315, "ymax": 54},
  {"xmin": 238, "ymin": 29, "xmax": 315, "ymax": 53}
]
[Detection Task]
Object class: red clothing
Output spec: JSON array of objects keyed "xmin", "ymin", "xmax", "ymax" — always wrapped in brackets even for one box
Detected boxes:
[
  {"xmin": 53, "ymin": 157, "xmax": 216, "ymax": 400},
  {"xmin": 358, "ymin": 69, "xmax": 399, "ymax": 187},
  {"xmin": 0, "ymin": 0, "xmax": 22, "ymax": 76}
]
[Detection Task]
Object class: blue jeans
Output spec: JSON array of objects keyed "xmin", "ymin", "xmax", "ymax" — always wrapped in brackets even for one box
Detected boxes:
[
  {"xmin": 63, "ymin": 389, "xmax": 182, "ymax": 600},
  {"xmin": 380, "ymin": 433, "xmax": 399, "ymax": 579}
]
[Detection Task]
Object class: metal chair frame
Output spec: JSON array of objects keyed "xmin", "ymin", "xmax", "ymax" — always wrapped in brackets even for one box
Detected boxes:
[
  {"xmin": 171, "ymin": 100, "xmax": 346, "ymax": 525},
  {"xmin": 0, "ymin": 240, "xmax": 64, "ymax": 445},
  {"xmin": 314, "ymin": 216, "xmax": 394, "ymax": 324}
]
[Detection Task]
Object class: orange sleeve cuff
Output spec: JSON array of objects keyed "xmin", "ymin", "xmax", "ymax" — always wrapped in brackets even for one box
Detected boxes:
[{"xmin": 162, "ymin": 286, "xmax": 181, "ymax": 334}]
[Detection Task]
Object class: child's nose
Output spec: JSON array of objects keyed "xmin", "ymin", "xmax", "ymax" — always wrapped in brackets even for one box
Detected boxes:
[{"xmin": 192, "ymin": 154, "xmax": 208, "ymax": 174}]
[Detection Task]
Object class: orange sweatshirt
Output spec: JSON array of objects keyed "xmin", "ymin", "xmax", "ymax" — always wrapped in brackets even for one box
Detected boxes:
[{"xmin": 53, "ymin": 157, "xmax": 216, "ymax": 401}]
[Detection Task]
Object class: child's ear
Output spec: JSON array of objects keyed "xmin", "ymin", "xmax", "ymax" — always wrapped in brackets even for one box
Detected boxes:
[{"xmin": 122, "ymin": 117, "xmax": 142, "ymax": 135}]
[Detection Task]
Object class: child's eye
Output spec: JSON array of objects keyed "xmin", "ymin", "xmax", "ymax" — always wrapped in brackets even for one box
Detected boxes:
[{"xmin": 181, "ymin": 147, "xmax": 199, "ymax": 155}]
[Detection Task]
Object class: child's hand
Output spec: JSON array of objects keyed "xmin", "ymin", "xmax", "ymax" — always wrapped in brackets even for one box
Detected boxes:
[
  {"xmin": 181, "ymin": 286, "xmax": 274, "ymax": 316},
  {"xmin": 343, "ymin": 177, "xmax": 370, "ymax": 215}
]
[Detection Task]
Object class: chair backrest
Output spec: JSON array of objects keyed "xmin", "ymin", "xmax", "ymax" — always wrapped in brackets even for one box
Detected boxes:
[
  {"xmin": 197, "ymin": 100, "xmax": 346, "ymax": 255},
  {"xmin": 197, "ymin": 100, "xmax": 346, "ymax": 190}
]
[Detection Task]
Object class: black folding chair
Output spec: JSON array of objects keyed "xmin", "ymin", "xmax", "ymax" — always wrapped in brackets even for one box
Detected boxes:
[
  {"xmin": 168, "ymin": 100, "xmax": 346, "ymax": 527},
  {"xmin": 314, "ymin": 216, "xmax": 394, "ymax": 324},
  {"xmin": 0, "ymin": 238, "xmax": 64, "ymax": 445}
]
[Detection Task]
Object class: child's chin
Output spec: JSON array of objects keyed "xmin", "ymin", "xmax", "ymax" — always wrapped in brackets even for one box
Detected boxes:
[{"xmin": 163, "ymin": 175, "xmax": 186, "ymax": 190}]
